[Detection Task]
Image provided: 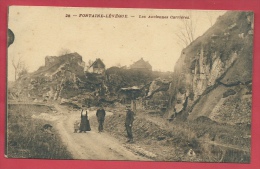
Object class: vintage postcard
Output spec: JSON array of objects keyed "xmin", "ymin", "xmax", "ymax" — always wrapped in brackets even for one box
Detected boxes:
[{"xmin": 7, "ymin": 6, "xmax": 253, "ymax": 163}]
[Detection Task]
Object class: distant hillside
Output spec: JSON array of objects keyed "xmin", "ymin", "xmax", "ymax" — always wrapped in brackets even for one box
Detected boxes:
[{"xmin": 168, "ymin": 11, "xmax": 253, "ymax": 125}]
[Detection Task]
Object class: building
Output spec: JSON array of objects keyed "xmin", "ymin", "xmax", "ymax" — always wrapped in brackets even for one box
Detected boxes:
[
  {"xmin": 118, "ymin": 86, "xmax": 143, "ymax": 110},
  {"xmin": 130, "ymin": 58, "xmax": 152, "ymax": 71},
  {"xmin": 88, "ymin": 58, "xmax": 106, "ymax": 74}
]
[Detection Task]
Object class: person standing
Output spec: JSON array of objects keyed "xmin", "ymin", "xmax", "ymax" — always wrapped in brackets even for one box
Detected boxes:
[
  {"xmin": 79, "ymin": 106, "xmax": 91, "ymax": 133},
  {"xmin": 96, "ymin": 105, "xmax": 106, "ymax": 132},
  {"xmin": 125, "ymin": 106, "xmax": 134, "ymax": 143}
]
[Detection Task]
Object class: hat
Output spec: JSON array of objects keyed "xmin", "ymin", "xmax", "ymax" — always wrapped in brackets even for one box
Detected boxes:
[{"xmin": 126, "ymin": 105, "xmax": 131, "ymax": 110}]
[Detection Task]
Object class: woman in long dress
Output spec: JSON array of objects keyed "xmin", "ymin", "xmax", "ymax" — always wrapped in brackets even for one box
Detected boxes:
[{"xmin": 79, "ymin": 108, "xmax": 91, "ymax": 133}]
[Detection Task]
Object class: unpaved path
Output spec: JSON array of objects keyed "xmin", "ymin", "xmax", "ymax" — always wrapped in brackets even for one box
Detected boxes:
[{"xmin": 53, "ymin": 104, "xmax": 149, "ymax": 160}]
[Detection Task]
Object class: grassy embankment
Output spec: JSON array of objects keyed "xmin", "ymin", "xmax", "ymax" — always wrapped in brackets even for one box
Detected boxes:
[
  {"xmin": 98, "ymin": 107, "xmax": 250, "ymax": 162},
  {"xmin": 6, "ymin": 104, "xmax": 72, "ymax": 159}
]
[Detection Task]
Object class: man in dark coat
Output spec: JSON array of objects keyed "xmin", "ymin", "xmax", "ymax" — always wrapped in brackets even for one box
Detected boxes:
[
  {"xmin": 125, "ymin": 106, "xmax": 135, "ymax": 143},
  {"xmin": 96, "ymin": 105, "xmax": 106, "ymax": 132}
]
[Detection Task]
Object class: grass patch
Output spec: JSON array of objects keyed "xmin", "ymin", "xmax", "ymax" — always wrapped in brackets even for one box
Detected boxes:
[
  {"xmin": 6, "ymin": 104, "xmax": 73, "ymax": 159},
  {"xmin": 102, "ymin": 109, "xmax": 250, "ymax": 162}
]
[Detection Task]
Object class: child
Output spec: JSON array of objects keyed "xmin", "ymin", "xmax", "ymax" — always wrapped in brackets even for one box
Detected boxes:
[{"xmin": 74, "ymin": 120, "xmax": 80, "ymax": 133}]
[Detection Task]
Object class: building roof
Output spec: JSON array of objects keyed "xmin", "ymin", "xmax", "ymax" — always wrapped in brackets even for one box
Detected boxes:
[
  {"xmin": 130, "ymin": 58, "xmax": 152, "ymax": 70},
  {"xmin": 89, "ymin": 58, "xmax": 105, "ymax": 69}
]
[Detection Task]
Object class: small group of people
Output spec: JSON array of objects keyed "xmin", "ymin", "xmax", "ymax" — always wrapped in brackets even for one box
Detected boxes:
[
  {"xmin": 73, "ymin": 104, "xmax": 135, "ymax": 143},
  {"xmin": 74, "ymin": 105, "xmax": 106, "ymax": 133}
]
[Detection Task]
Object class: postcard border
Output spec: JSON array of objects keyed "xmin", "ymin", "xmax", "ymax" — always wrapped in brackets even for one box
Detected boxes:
[{"xmin": 0, "ymin": 0, "xmax": 259, "ymax": 169}]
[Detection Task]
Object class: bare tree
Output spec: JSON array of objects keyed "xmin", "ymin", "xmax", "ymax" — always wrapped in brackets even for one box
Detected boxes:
[
  {"xmin": 205, "ymin": 11, "xmax": 214, "ymax": 26},
  {"xmin": 11, "ymin": 56, "xmax": 28, "ymax": 80},
  {"xmin": 18, "ymin": 67, "xmax": 28, "ymax": 78},
  {"xmin": 85, "ymin": 59, "xmax": 94, "ymax": 72},
  {"xmin": 175, "ymin": 11, "xmax": 198, "ymax": 48},
  {"xmin": 88, "ymin": 59, "xmax": 93, "ymax": 66}
]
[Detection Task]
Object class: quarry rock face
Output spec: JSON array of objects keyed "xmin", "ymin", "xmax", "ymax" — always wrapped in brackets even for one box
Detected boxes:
[
  {"xmin": 9, "ymin": 53, "xmax": 171, "ymax": 107},
  {"xmin": 11, "ymin": 53, "xmax": 86, "ymax": 102},
  {"xmin": 147, "ymin": 78, "xmax": 171, "ymax": 98},
  {"xmin": 168, "ymin": 11, "xmax": 253, "ymax": 125}
]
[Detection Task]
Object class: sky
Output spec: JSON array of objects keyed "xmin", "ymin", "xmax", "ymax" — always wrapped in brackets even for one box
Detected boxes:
[{"xmin": 7, "ymin": 6, "xmax": 226, "ymax": 81}]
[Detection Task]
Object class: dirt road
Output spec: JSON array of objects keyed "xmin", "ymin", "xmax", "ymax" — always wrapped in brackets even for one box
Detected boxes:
[{"xmin": 53, "ymin": 104, "xmax": 149, "ymax": 160}]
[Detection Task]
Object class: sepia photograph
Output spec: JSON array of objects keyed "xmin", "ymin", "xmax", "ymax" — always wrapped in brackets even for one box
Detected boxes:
[{"xmin": 6, "ymin": 6, "xmax": 253, "ymax": 163}]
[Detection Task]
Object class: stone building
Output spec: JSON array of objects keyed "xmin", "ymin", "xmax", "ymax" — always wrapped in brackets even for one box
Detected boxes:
[
  {"xmin": 88, "ymin": 58, "xmax": 106, "ymax": 74},
  {"xmin": 130, "ymin": 58, "xmax": 152, "ymax": 71}
]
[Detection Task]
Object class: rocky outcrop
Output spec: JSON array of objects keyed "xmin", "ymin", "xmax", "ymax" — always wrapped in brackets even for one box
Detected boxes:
[
  {"xmin": 168, "ymin": 11, "xmax": 253, "ymax": 125},
  {"xmin": 45, "ymin": 53, "xmax": 85, "ymax": 68},
  {"xmin": 146, "ymin": 78, "xmax": 171, "ymax": 98},
  {"xmin": 11, "ymin": 53, "xmax": 87, "ymax": 102}
]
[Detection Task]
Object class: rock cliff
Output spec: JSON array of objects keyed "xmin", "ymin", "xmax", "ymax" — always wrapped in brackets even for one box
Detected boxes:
[
  {"xmin": 10, "ymin": 53, "xmax": 87, "ymax": 102},
  {"xmin": 168, "ymin": 11, "xmax": 253, "ymax": 125}
]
